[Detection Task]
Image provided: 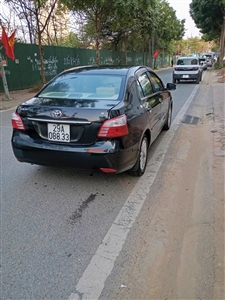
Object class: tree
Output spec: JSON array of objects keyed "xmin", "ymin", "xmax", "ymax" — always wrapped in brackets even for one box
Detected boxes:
[
  {"xmin": 68, "ymin": 0, "xmax": 184, "ymax": 65},
  {"xmin": 62, "ymin": 0, "xmax": 114, "ymax": 65},
  {"xmin": 190, "ymin": 0, "xmax": 225, "ymax": 64},
  {"xmin": 3, "ymin": 0, "xmax": 66, "ymax": 84},
  {"xmin": 1, "ymin": 0, "xmax": 36, "ymax": 43},
  {"xmin": 156, "ymin": 0, "xmax": 185, "ymax": 42},
  {"xmin": 62, "ymin": 0, "xmax": 160, "ymax": 64},
  {"xmin": 172, "ymin": 38, "xmax": 216, "ymax": 57},
  {"xmin": 109, "ymin": 0, "xmax": 155, "ymax": 63},
  {"xmin": 57, "ymin": 32, "xmax": 81, "ymax": 47}
]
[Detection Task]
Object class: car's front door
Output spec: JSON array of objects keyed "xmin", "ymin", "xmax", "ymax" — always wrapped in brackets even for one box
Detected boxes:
[{"xmin": 148, "ymin": 71, "xmax": 170, "ymax": 129}]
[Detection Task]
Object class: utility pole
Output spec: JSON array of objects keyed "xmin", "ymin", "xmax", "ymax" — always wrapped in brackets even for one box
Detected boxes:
[{"xmin": 0, "ymin": 51, "xmax": 10, "ymax": 100}]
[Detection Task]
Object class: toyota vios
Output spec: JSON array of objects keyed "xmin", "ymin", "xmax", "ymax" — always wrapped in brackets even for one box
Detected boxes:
[{"xmin": 11, "ymin": 65, "xmax": 176, "ymax": 176}]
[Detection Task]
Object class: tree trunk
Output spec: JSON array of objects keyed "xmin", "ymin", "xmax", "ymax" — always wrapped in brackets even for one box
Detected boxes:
[
  {"xmin": 96, "ymin": 34, "xmax": 100, "ymax": 65},
  {"xmin": 219, "ymin": 16, "xmax": 225, "ymax": 65},
  {"xmin": 95, "ymin": 15, "xmax": 100, "ymax": 65},
  {"xmin": 124, "ymin": 33, "xmax": 127, "ymax": 65},
  {"xmin": 38, "ymin": 31, "xmax": 46, "ymax": 85}
]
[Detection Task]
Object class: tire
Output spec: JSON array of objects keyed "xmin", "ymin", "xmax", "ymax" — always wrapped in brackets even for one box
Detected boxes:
[
  {"xmin": 196, "ymin": 75, "xmax": 200, "ymax": 84},
  {"xmin": 129, "ymin": 135, "xmax": 148, "ymax": 176},
  {"xmin": 163, "ymin": 104, "xmax": 172, "ymax": 130},
  {"xmin": 163, "ymin": 103, "xmax": 172, "ymax": 130},
  {"xmin": 172, "ymin": 77, "xmax": 176, "ymax": 83}
]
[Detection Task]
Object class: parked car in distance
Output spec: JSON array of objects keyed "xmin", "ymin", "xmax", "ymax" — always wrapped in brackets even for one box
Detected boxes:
[
  {"xmin": 173, "ymin": 57, "xmax": 203, "ymax": 84},
  {"xmin": 199, "ymin": 58, "xmax": 208, "ymax": 70},
  {"xmin": 11, "ymin": 65, "xmax": 176, "ymax": 176},
  {"xmin": 202, "ymin": 53, "xmax": 214, "ymax": 67}
]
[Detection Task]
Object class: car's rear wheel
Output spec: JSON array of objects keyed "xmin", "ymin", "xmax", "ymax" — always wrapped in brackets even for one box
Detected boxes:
[
  {"xmin": 163, "ymin": 103, "xmax": 172, "ymax": 130},
  {"xmin": 173, "ymin": 77, "xmax": 176, "ymax": 83},
  {"xmin": 129, "ymin": 135, "xmax": 148, "ymax": 176}
]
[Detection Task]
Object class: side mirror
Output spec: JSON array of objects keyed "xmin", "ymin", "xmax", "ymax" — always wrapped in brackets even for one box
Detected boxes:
[{"xmin": 166, "ymin": 83, "xmax": 176, "ymax": 91}]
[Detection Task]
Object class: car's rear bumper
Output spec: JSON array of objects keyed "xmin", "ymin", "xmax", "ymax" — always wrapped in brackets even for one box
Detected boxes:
[
  {"xmin": 11, "ymin": 130, "xmax": 139, "ymax": 174},
  {"xmin": 173, "ymin": 73, "xmax": 200, "ymax": 80}
]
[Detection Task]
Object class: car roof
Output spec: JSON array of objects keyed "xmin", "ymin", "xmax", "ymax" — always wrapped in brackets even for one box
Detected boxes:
[{"xmin": 60, "ymin": 65, "xmax": 153, "ymax": 76}]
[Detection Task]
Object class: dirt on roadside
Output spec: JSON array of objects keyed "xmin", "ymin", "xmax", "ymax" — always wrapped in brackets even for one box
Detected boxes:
[{"xmin": 215, "ymin": 66, "xmax": 225, "ymax": 83}]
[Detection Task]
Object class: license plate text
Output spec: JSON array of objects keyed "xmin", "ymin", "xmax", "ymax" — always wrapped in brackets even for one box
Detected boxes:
[{"xmin": 48, "ymin": 123, "xmax": 70, "ymax": 142}]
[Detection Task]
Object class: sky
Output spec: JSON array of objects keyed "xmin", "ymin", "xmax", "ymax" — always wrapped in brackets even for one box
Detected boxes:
[{"xmin": 167, "ymin": 0, "xmax": 201, "ymax": 38}]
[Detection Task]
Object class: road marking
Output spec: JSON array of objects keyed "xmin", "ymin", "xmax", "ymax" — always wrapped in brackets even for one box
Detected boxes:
[{"xmin": 68, "ymin": 85, "xmax": 200, "ymax": 300}]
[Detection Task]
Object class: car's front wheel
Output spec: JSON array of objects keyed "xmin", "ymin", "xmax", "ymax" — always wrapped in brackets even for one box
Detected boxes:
[
  {"xmin": 163, "ymin": 103, "xmax": 172, "ymax": 130},
  {"xmin": 129, "ymin": 135, "xmax": 148, "ymax": 176}
]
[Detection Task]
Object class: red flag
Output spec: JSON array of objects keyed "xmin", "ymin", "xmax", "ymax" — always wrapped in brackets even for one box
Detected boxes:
[
  {"xmin": 1, "ymin": 26, "xmax": 16, "ymax": 60},
  {"xmin": 153, "ymin": 49, "xmax": 160, "ymax": 59}
]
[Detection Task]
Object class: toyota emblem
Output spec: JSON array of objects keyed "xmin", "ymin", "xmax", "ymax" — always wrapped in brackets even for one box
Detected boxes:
[{"xmin": 51, "ymin": 110, "xmax": 63, "ymax": 118}]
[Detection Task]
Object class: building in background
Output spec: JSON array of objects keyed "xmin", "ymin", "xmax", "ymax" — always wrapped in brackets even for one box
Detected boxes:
[{"xmin": 40, "ymin": 0, "xmax": 69, "ymax": 45}]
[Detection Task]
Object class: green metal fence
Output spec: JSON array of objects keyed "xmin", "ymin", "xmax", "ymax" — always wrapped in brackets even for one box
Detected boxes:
[{"xmin": 0, "ymin": 43, "xmax": 172, "ymax": 92}]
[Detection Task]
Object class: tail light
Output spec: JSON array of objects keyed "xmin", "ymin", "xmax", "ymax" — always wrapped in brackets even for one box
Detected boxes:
[
  {"xmin": 193, "ymin": 67, "xmax": 199, "ymax": 70},
  {"xmin": 98, "ymin": 114, "xmax": 128, "ymax": 138},
  {"xmin": 11, "ymin": 112, "xmax": 25, "ymax": 130},
  {"xmin": 100, "ymin": 168, "xmax": 117, "ymax": 173}
]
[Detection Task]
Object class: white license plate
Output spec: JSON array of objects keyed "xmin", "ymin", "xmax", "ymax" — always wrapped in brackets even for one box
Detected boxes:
[
  {"xmin": 183, "ymin": 75, "xmax": 189, "ymax": 78},
  {"xmin": 48, "ymin": 123, "xmax": 70, "ymax": 142}
]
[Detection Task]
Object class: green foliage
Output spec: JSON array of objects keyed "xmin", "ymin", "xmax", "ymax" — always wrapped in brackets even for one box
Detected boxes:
[
  {"xmin": 190, "ymin": 0, "xmax": 224, "ymax": 39},
  {"xmin": 214, "ymin": 61, "xmax": 225, "ymax": 69},
  {"xmin": 62, "ymin": 0, "xmax": 185, "ymax": 55},
  {"xmin": 172, "ymin": 37, "xmax": 216, "ymax": 56},
  {"xmin": 190, "ymin": 0, "xmax": 225, "ymax": 66},
  {"xmin": 155, "ymin": 0, "xmax": 185, "ymax": 42},
  {"xmin": 57, "ymin": 32, "xmax": 81, "ymax": 48},
  {"xmin": 30, "ymin": 80, "xmax": 44, "ymax": 92}
]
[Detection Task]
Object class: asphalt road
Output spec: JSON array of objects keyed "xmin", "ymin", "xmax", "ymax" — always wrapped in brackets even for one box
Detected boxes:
[{"xmin": 1, "ymin": 68, "xmax": 206, "ymax": 299}]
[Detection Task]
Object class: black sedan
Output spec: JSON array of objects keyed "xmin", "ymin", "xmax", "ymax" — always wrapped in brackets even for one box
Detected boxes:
[{"xmin": 11, "ymin": 65, "xmax": 176, "ymax": 176}]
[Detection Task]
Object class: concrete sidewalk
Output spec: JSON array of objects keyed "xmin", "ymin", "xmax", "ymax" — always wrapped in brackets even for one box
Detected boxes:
[
  {"xmin": 0, "ymin": 88, "xmax": 37, "ymax": 111},
  {"xmin": 210, "ymin": 70, "xmax": 225, "ymax": 300}
]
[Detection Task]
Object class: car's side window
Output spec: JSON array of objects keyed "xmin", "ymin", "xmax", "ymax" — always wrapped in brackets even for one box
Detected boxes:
[
  {"xmin": 137, "ymin": 73, "xmax": 153, "ymax": 97},
  {"xmin": 148, "ymin": 72, "xmax": 164, "ymax": 92}
]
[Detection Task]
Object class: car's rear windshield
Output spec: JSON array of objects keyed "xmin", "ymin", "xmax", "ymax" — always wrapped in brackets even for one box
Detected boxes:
[
  {"xmin": 38, "ymin": 73, "xmax": 124, "ymax": 100},
  {"xmin": 177, "ymin": 58, "xmax": 198, "ymax": 65}
]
